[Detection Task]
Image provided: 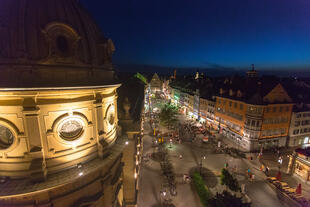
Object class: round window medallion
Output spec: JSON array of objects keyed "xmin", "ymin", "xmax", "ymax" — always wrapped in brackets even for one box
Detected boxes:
[
  {"xmin": 0, "ymin": 125, "xmax": 14, "ymax": 150},
  {"xmin": 108, "ymin": 112, "xmax": 115, "ymax": 125},
  {"xmin": 58, "ymin": 119, "xmax": 83, "ymax": 141},
  {"xmin": 107, "ymin": 105, "xmax": 115, "ymax": 126}
]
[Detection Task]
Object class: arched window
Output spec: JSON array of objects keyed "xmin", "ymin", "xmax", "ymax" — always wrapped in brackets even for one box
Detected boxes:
[{"xmin": 56, "ymin": 35, "xmax": 69, "ymax": 55}]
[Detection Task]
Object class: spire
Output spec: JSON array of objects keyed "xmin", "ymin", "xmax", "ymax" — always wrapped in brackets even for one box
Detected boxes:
[{"xmin": 247, "ymin": 64, "xmax": 258, "ymax": 78}]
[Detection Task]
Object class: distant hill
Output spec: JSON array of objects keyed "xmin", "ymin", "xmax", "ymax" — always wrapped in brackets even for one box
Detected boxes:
[{"xmin": 114, "ymin": 64, "xmax": 310, "ymax": 78}]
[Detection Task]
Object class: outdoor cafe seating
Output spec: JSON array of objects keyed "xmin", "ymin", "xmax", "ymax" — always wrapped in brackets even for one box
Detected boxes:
[{"xmin": 267, "ymin": 176, "xmax": 310, "ymax": 206}]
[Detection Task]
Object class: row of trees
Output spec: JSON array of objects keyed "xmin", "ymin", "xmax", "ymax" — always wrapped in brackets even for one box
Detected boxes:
[
  {"xmin": 159, "ymin": 103, "xmax": 250, "ymax": 206},
  {"xmin": 193, "ymin": 169, "xmax": 251, "ymax": 207},
  {"xmin": 215, "ymin": 168, "xmax": 251, "ymax": 207},
  {"xmin": 159, "ymin": 103, "xmax": 178, "ymax": 128}
]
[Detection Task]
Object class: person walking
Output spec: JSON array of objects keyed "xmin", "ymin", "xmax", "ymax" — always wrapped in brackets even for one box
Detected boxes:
[
  {"xmin": 265, "ymin": 166, "xmax": 269, "ymax": 176},
  {"xmin": 241, "ymin": 183, "xmax": 246, "ymax": 194},
  {"xmin": 251, "ymin": 174, "xmax": 255, "ymax": 181}
]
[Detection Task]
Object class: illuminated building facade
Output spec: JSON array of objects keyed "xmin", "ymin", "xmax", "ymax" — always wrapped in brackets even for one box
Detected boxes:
[
  {"xmin": 199, "ymin": 97, "xmax": 216, "ymax": 125},
  {"xmin": 288, "ymin": 107, "xmax": 310, "ymax": 147},
  {"xmin": 117, "ymin": 75, "xmax": 146, "ymax": 207},
  {"xmin": 149, "ymin": 73, "xmax": 162, "ymax": 93},
  {"xmin": 288, "ymin": 148, "xmax": 310, "ymax": 182},
  {"xmin": 286, "ymin": 81, "xmax": 310, "ymax": 148},
  {"xmin": 193, "ymin": 90, "xmax": 200, "ymax": 120},
  {"xmin": 0, "ymin": 0, "xmax": 125, "ymax": 206},
  {"xmin": 215, "ymin": 81, "xmax": 293, "ymax": 151}
]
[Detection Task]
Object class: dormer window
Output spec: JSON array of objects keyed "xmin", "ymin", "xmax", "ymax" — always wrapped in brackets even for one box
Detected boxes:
[
  {"xmin": 237, "ymin": 90, "xmax": 242, "ymax": 97},
  {"xmin": 56, "ymin": 35, "xmax": 69, "ymax": 56},
  {"xmin": 229, "ymin": 89, "xmax": 234, "ymax": 96},
  {"xmin": 43, "ymin": 22, "xmax": 80, "ymax": 62}
]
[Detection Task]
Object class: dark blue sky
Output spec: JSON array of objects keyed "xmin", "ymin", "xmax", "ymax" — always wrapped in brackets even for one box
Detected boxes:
[{"xmin": 81, "ymin": 0, "xmax": 310, "ymax": 70}]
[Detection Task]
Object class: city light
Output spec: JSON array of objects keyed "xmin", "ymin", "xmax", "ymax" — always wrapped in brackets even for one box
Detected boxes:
[
  {"xmin": 125, "ymin": 141, "xmax": 129, "ymax": 145},
  {"xmin": 72, "ymin": 142, "xmax": 77, "ymax": 149},
  {"xmin": 78, "ymin": 172, "xmax": 83, "ymax": 176}
]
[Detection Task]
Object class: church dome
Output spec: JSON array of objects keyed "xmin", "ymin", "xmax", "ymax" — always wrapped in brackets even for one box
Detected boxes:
[{"xmin": 0, "ymin": 0, "xmax": 118, "ymax": 88}]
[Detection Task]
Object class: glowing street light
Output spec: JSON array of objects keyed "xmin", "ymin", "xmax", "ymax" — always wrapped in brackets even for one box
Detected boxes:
[
  {"xmin": 199, "ymin": 155, "xmax": 206, "ymax": 175},
  {"xmin": 125, "ymin": 141, "xmax": 129, "ymax": 145}
]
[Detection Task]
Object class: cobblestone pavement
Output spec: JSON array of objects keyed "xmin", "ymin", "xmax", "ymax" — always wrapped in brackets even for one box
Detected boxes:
[
  {"xmin": 218, "ymin": 130, "xmax": 310, "ymax": 200},
  {"xmin": 138, "ymin": 99, "xmax": 291, "ymax": 207},
  {"xmin": 137, "ymin": 116, "xmax": 202, "ymax": 207}
]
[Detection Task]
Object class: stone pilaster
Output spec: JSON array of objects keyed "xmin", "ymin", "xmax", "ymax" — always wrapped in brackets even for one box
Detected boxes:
[{"xmin": 23, "ymin": 98, "xmax": 47, "ymax": 181}]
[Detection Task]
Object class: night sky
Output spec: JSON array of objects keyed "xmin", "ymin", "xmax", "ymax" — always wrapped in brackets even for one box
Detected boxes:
[{"xmin": 81, "ymin": 0, "xmax": 310, "ymax": 70}]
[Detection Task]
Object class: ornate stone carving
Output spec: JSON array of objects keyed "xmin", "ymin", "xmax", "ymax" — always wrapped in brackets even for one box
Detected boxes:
[
  {"xmin": 123, "ymin": 98, "xmax": 131, "ymax": 119},
  {"xmin": 41, "ymin": 22, "xmax": 81, "ymax": 64}
]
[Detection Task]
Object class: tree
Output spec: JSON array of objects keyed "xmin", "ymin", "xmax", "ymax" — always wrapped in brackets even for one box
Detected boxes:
[
  {"xmin": 192, "ymin": 172, "xmax": 212, "ymax": 207},
  {"xmin": 208, "ymin": 191, "xmax": 251, "ymax": 207},
  {"xmin": 220, "ymin": 168, "xmax": 241, "ymax": 192},
  {"xmin": 159, "ymin": 103, "xmax": 178, "ymax": 128}
]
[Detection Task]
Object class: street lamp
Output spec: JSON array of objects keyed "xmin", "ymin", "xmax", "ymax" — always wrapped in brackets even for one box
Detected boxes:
[{"xmin": 199, "ymin": 155, "xmax": 206, "ymax": 175}]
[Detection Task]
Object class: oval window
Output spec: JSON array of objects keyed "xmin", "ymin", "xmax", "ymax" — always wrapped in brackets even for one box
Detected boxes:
[
  {"xmin": 108, "ymin": 113, "xmax": 115, "ymax": 125},
  {"xmin": 58, "ymin": 119, "xmax": 83, "ymax": 141},
  {"xmin": 106, "ymin": 105, "xmax": 115, "ymax": 126},
  {"xmin": 0, "ymin": 125, "xmax": 14, "ymax": 150},
  {"xmin": 56, "ymin": 35, "xmax": 69, "ymax": 55}
]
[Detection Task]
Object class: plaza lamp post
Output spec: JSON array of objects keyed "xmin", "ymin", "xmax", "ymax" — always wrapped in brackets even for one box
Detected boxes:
[
  {"xmin": 199, "ymin": 155, "xmax": 206, "ymax": 175},
  {"xmin": 169, "ymin": 138, "xmax": 172, "ymax": 148},
  {"xmin": 237, "ymin": 137, "xmax": 240, "ymax": 153}
]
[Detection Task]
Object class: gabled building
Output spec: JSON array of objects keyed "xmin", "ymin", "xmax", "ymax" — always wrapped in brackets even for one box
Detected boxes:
[
  {"xmin": 149, "ymin": 73, "xmax": 162, "ymax": 93},
  {"xmin": 215, "ymin": 75, "xmax": 293, "ymax": 151}
]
